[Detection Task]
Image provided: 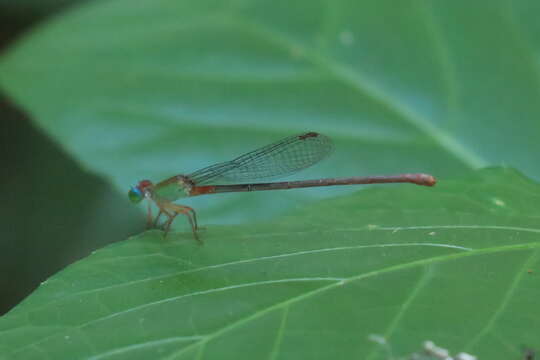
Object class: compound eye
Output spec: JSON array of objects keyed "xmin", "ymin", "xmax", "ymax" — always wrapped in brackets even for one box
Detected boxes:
[{"xmin": 128, "ymin": 187, "xmax": 143, "ymax": 203}]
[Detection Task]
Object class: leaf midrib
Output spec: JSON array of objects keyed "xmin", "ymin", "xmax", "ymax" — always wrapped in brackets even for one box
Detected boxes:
[
  {"xmin": 227, "ymin": 14, "xmax": 488, "ymax": 170},
  {"xmin": 7, "ymin": 241, "xmax": 469, "ymax": 319}
]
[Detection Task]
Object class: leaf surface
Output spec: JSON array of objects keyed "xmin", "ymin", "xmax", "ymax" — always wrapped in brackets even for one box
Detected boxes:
[{"xmin": 1, "ymin": 168, "xmax": 539, "ymax": 359}]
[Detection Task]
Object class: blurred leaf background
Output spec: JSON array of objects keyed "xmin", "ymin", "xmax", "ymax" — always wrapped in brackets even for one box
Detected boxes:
[
  {"xmin": 0, "ymin": 0, "xmax": 142, "ymax": 315},
  {"xmin": 0, "ymin": 0, "xmax": 539, "ymax": 357}
]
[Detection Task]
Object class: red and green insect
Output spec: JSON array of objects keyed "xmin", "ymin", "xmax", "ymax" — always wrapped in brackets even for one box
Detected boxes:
[{"xmin": 128, "ymin": 132, "xmax": 436, "ymax": 242}]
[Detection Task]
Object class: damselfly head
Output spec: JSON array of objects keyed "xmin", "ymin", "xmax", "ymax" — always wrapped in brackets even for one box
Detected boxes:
[{"xmin": 128, "ymin": 180, "xmax": 153, "ymax": 203}]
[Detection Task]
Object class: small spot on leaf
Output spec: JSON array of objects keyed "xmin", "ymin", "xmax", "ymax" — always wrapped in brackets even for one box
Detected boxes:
[
  {"xmin": 491, "ymin": 197, "xmax": 506, "ymax": 207},
  {"xmin": 339, "ymin": 30, "xmax": 354, "ymax": 46}
]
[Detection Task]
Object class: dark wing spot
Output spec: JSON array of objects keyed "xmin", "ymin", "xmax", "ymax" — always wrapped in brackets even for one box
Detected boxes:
[{"xmin": 298, "ymin": 132, "xmax": 319, "ymax": 140}]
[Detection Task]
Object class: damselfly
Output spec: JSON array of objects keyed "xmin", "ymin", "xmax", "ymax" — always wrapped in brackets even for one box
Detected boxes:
[{"xmin": 128, "ymin": 132, "xmax": 436, "ymax": 241}]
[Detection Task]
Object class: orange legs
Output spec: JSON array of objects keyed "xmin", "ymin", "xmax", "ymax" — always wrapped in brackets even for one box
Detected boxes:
[
  {"xmin": 146, "ymin": 200, "xmax": 154, "ymax": 228},
  {"xmin": 151, "ymin": 201, "xmax": 201, "ymax": 243}
]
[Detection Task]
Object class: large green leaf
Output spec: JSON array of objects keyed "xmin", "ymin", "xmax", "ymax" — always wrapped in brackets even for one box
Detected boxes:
[
  {"xmin": 0, "ymin": 167, "xmax": 539, "ymax": 359},
  {"xmin": 1, "ymin": 0, "xmax": 539, "ymax": 225}
]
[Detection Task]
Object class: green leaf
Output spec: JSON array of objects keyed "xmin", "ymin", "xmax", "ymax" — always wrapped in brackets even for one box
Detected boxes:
[
  {"xmin": 1, "ymin": 167, "xmax": 539, "ymax": 359},
  {"xmin": 1, "ymin": 0, "xmax": 540, "ymax": 224}
]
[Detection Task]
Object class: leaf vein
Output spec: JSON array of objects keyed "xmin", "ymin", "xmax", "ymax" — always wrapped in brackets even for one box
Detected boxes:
[
  {"xmin": 163, "ymin": 243, "xmax": 538, "ymax": 360},
  {"xmin": 269, "ymin": 306, "xmax": 289, "ymax": 360},
  {"xmin": 463, "ymin": 248, "xmax": 540, "ymax": 351}
]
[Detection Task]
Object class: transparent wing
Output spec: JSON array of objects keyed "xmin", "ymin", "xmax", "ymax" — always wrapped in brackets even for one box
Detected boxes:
[{"xmin": 188, "ymin": 132, "xmax": 334, "ymax": 185}]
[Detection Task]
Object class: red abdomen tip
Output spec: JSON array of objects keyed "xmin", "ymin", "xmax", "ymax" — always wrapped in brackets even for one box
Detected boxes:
[{"xmin": 423, "ymin": 175, "xmax": 437, "ymax": 186}]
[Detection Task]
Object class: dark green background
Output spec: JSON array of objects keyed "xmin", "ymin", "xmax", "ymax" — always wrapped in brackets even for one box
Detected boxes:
[{"xmin": 0, "ymin": 0, "xmax": 142, "ymax": 315}]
